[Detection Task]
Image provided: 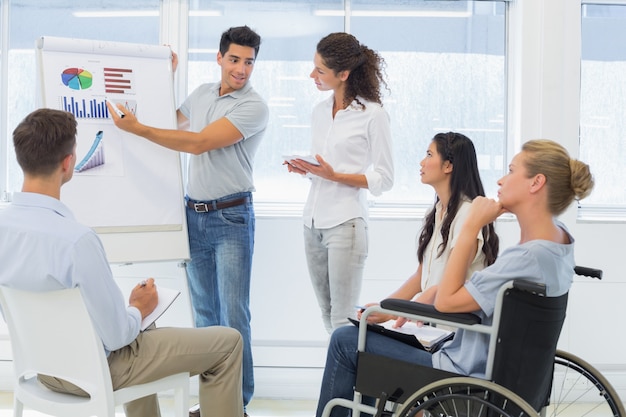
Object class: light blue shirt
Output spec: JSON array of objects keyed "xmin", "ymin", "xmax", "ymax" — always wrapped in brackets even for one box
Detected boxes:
[
  {"xmin": 0, "ymin": 192, "xmax": 142, "ymax": 356},
  {"xmin": 432, "ymin": 221, "xmax": 575, "ymax": 377},
  {"xmin": 180, "ymin": 82, "xmax": 269, "ymax": 201}
]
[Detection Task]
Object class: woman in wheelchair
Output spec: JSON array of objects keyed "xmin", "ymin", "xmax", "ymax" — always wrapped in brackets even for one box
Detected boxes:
[
  {"xmin": 316, "ymin": 139, "xmax": 594, "ymax": 417},
  {"xmin": 357, "ymin": 131, "xmax": 499, "ymax": 325}
]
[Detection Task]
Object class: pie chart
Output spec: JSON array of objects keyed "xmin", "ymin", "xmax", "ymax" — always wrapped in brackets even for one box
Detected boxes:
[{"xmin": 61, "ymin": 68, "xmax": 93, "ymax": 90}]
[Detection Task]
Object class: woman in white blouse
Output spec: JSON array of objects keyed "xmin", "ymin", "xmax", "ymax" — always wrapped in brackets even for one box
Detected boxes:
[
  {"xmin": 358, "ymin": 132, "xmax": 500, "ymax": 325},
  {"xmin": 285, "ymin": 32, "xmax": 394, "ymax": 333}
]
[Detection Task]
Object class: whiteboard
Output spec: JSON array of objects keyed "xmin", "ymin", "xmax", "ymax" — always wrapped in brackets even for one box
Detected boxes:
[{"xmin": 36, "ymin": 36, "xmax": 189, "ymax": 264}]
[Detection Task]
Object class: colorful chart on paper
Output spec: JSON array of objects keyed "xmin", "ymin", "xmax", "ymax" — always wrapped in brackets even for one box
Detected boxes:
[
  {"xmin": 37, "ymin": 36, "xmax": 187, "ymax": 263},
  {"xmin": 61, "ymin": 68, "xmax": 93, "ymax": 90},
  {"xmin": 60, "ymin": 96, "xmax": 109, "ymax": 119},
  {"xmin": 104, "ymin": 67, "xmax": 135, "ymax": 94}
]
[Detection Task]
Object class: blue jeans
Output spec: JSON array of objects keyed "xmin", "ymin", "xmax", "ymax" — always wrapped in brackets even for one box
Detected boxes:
[
  {"xmin": 304, "ymin": 218, "xmax": 368, "ymax": 333},
  {"xmin": 316, "ymin": 326, "xmax": 434, "ymax": 417},
  {"xmin": 185, "ymin": 191, "xmax": 255, "ymax": 408}
]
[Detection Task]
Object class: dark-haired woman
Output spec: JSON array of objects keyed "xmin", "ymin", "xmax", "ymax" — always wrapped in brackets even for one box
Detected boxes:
[{"xmin": 360, "ymin": 132, "xmax": 499, "ymax": 325}]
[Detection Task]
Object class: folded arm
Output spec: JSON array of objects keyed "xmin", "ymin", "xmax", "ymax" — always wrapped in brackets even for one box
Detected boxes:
[{"xmin": 434, "ymin": 197, "xmax": 505, "ymax": 313}]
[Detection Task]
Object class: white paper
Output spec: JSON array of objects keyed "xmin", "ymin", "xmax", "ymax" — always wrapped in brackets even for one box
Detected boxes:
[
  {"xmin": 141, "ymin": 286, "xmax": 181, "ymax": 331},
  {"xmin": 381, "ymin": 321, "xmax": 452, "ymax": 347},
  {"xmin": 39, "ymin": 38, "xmax": 183, "ymax": 232}
]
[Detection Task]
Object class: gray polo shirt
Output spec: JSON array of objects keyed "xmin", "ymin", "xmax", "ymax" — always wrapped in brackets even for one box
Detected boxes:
[{"xmin": 179, "ymin": 82, "xmax": 269, "ymax": 201}]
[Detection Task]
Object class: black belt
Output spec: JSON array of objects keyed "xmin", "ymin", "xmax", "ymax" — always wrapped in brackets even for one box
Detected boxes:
[{"xmin": 187, "ymin": 197, "xmax": 250, "ymax": 213}]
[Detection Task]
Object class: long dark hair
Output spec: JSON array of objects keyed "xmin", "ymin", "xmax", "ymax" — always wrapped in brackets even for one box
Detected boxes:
[
  {"xmin": 316, "ymin": 32, "xmax": 388, "ymax": 109},
  {"xmin": 417, "ymin": 132, "xmax": 499, "ymax": 267}
]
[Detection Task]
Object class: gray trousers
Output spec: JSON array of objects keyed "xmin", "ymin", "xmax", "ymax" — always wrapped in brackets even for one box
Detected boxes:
[
  {"xmin": 39, "ymin": 325, "xmax": 243, "ymax": 417},
  {"xmin": 304, "ymin": 218, "xmax": 368, "ymax": 333}
]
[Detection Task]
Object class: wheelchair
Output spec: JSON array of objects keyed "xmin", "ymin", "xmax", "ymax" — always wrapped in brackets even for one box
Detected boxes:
[{"xmin": 321, "ymin": 266, "xmax": 625, "ymax": 417}]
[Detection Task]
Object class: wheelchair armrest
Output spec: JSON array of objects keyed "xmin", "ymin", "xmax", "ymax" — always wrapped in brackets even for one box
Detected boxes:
[
  {"xmin": 513, "ymin": 279, "xmax": 546, "ymax": 296},
  {"xmin": 380, "ymin": 298, "xmax": 481, "ymax": 326}
]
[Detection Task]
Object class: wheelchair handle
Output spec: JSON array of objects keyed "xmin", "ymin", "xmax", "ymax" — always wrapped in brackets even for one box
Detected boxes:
[{"xmin": 574, "ymin": 265, "xmax": 602, "ymax": 280}]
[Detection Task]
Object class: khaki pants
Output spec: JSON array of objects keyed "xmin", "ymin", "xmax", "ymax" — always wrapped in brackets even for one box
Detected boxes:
[{"xmin": 39, "ymin": 325, "xmax": 243, "ymax": 417}]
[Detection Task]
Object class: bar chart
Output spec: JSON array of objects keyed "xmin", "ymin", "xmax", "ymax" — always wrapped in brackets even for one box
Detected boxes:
[{"xmin": 60, "ymin": 96, "xmax": 110, "ymax": 119}]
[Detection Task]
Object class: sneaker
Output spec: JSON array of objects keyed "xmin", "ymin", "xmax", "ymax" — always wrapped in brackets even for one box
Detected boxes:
[
  {"xmin": 189, "ymin": 403, "xmax": 200, "ymax": 417},
  {"xmin": 189, "ymin": 403, "xmax": 248, "ymax": 417}
]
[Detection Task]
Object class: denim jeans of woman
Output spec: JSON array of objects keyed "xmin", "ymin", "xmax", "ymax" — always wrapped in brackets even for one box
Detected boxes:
[
  {"xmin": 185, "ymin": 191, "xmax": 255, "ymax": 409},
  {"xmin": 316, "ymin": 326, "xmax": 434, "ymax": 417}
]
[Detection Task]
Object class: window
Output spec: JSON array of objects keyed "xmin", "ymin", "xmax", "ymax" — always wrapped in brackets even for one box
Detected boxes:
[
  {"xmin": 2, "ymin": 0, "xmax": 507, "ymax": 213},
  {"xmin": 187, "ymin": 1, "xmax": 507, "ymax": 208},
  {"xmin": 350, "ymin": 0, "xmax": 506, "ymax": 206},
  {"xmin": 580, "ymin": 2, "xmax": 626, "ymax": 207},
  {"xmin": 187, "ymin": 1, "xmax": 345, "ymax": 204},
  {"xmin": 1, "ymin": 0, "xmax": 160, "ymax": 197}
]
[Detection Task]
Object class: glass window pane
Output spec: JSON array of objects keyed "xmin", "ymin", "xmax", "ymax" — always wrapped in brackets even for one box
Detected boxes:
[
  {"xmin": 351, "ymin": 0, "xmax": 506, "ymax": 204},
  {"xmin": 187, "ymin": 0, "xmax": 506, "ymax": 205},
  {"xmin": 188, "ymin": 0, "xmax": 344, "ymax": 203},
  {"xmin": 580, "ymin": 3, "xmax": 626, "ymax": 206},
  {"xmin": 5, "ymin": 0, "xmax": 160, "ymax": 194}
]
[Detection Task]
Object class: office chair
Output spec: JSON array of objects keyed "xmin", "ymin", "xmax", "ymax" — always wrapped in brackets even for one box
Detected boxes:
[{"xmin": 0, "ymin": 286, "xmax": 189, "ymax": 417}]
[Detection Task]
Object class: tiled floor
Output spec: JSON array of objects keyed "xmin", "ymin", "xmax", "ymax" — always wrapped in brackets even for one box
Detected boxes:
[
  {"xmin": 0, "ymin": 391, "xmax": 620, "ymax": 417},
  {"xmin": 0, "ymin": 392, "xmax": 318, "ymax": 417},
  {"xmin": 247, "ymin": 398, "xmax": 317, "ymax": 417}
]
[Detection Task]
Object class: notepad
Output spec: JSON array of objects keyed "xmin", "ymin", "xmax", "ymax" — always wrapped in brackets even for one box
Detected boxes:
[
  {"xmin": 141, "ymin": 286, "xmax": 181, "ymax": 331},
  {"xmin": 282, "ymin": 154, "xmax": 320, "ymax": 165},
  {"xmin": 348, "ymin": 317, "xmax": 454, "ymax": 351}
]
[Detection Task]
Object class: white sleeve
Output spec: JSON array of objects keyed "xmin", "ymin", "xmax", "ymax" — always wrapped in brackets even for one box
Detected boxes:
[{"xmin": 364, "ymin": 107, "xmax": 394, "ymax": 196}]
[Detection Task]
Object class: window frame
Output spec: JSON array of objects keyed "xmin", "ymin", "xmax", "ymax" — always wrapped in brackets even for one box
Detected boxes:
[
  {"xmin": 577, "ymin": 0, "xmax": 626, "ymax": 221},
  {"xmin": 1, "ymin": 0, "xmax": 9, "ymax": 201}
]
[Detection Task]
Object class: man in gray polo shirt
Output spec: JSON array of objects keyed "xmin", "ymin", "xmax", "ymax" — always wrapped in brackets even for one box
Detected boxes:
[{"xmin": 109, "ymin": 26, "xmax": 269, "ymax": 417}]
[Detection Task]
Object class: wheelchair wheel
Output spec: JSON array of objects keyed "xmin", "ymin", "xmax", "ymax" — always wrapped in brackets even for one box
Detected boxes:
[
  {"xmin": 547, "ymin": 349, "xmax": 625, "ymax": 416},
  {"xmin": 397, "ymin": 376, "xmax": 539, "ymax": 417}
]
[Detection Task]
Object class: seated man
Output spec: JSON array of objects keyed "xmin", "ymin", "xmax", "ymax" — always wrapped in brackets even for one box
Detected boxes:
[
  {"xmin": 0, "ymin": 108, "xmax": 243, "ymax": 417},
  {"xmin": 316, "ymin": 139, "xmax": 595, "ymax": 417}
]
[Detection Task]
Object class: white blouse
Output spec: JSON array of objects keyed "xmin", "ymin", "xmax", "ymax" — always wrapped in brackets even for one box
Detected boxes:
[
  {"xmin": 303, "ymin": 95, "xmax": 394, "ymax": 229},
  {"xmin": 421, "ymin": 199, "xmax": 486, "ymax": 290}
]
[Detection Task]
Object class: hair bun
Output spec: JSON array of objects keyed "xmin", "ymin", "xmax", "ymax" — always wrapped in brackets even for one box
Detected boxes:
[{"xmin": 570, "ymin": 159, "xmax": 594, "ymax": 201}]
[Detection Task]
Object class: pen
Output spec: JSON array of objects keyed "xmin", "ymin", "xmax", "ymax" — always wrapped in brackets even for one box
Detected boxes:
[{"xmin": 106, "ymin": 99, "xmax": 125, "ymax": 119}]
